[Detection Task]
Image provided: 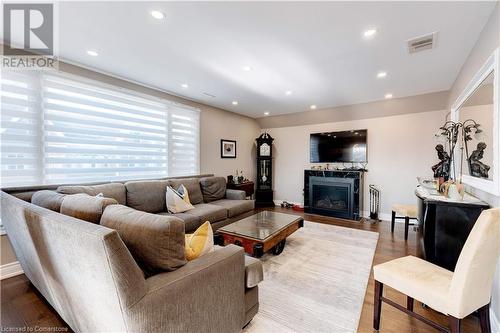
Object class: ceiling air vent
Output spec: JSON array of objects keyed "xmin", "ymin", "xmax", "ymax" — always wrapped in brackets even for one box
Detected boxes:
[
  {"xmin": 407, "ymin": 32, "xmax": 437, "ymax": 54},
  {"xmin": 202, "ymin": 92, "xmax": 216, "ymax": 98}
]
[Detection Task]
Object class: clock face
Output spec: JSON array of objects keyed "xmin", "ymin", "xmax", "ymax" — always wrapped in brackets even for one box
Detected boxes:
[{"xmin": 260, "ymin": 143, "xmax": 271, "ymax": 156}]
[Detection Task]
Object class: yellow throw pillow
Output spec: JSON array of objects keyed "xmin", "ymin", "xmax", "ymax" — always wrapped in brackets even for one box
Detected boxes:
[{"xmin": 185, "ymin": 221, "xmax": 214, "ymax": 261}]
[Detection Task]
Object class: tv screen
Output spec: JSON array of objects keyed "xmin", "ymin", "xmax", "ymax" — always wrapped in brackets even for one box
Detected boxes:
[{"xmin": 310, "ymin": 129, "xmax": 367, "ymax": 163}]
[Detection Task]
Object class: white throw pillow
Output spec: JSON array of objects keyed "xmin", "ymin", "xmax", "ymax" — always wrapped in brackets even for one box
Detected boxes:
[
  {"xmin": 177, "ymin": 184, "xmax": 191, "ymax": 205},
  {"xmin": 166, "ymin": 185, "xmax": 195, "ymax": 213}
]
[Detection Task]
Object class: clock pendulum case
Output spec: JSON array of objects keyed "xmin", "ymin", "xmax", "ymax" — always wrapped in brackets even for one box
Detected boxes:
[{"xmin": 255, "ymin": 132, "xmax": 274, "ymax": 207}]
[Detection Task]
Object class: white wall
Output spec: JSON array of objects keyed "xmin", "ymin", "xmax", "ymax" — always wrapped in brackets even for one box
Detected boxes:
[
  {"xmin": 264, "ymin": 109, "xmax": 446, "ymax": 218},
  {"xmin": 200, "ymin": 108, "xmax": 260, "ymax": 181}
]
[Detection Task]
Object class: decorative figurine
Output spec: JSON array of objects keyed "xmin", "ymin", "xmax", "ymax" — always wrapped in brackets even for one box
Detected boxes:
[
  {"xmin": 468, "ymin": 142, "xmax": 490, "ymax": 179},
  {"xmin": 431, "ymin": 144, "xmax": 451, "ymax": 181}
]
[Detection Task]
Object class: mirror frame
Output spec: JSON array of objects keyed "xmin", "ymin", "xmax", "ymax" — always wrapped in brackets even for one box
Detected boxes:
[{"xmin": 451, "ymin": 47, "xmax": 499, "ymax": 195}]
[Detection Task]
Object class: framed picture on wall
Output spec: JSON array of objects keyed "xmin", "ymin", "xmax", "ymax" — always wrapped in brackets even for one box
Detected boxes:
[{"xmin": 221, "ymin": 139, "xmax": 237, "ymax": 158}]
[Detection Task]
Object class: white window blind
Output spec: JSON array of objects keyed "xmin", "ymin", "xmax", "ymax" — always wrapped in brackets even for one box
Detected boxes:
[
  {"xmin": 0, "ymin": 71, "xmax": 200, "ymax": 187},
  {"xmin": 169, "ymin": 104, "xmax": 200, "ymax": 177},
  {"xmin": 1, "ymin": 72, "xmax": 42, "ymax": 187}
]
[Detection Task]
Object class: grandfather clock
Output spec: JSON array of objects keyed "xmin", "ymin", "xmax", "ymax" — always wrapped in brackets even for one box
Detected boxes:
[{"xmin": 255, "ymin": 133, "xmax": 274, "ymax": 207}]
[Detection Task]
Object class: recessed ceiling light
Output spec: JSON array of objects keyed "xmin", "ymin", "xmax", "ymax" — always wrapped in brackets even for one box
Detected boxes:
[
  {"xmin": 310, "ymin": 105, "xmax": 317, "ymax": 110},
  {"xmin": 151, "ymin": 10, "xmax": 165, "ymax": 19},
  {"xmin": 86, "ymin": 50, "xmax": 98, "ymax": 57},
  {"xmin": 264, "ymin": 112, "xmax": 270, "ymax": 116},
  {"xmin": 377, "ymin": 71, "xmax": 387, "ymax": 79},
  {"xmin": 285, "ymin": 90, "xmax": 293, "ymax": 95},
  {"xmin": 181, "ymin": 83, "xmax": 188, "ymax": 88},
  {"xmin": 385, "ymin": 93, "xmax": 393, "ymax": 99},
  {"xmin": 232, "ymin": 101, "xmax": 238, "ymax": 105},
  {"xmin": 242, "ymin": 66, "xmax": 252, "ymax": 71},
  {"xmin": 363, "ymin": 28, "xmax": 377, "ymax": 38}
]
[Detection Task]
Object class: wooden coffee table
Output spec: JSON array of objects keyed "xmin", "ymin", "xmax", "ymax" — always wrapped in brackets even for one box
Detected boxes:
[{"xmin": 216, "ymin": 211, "xmax": 304, "ymax": 257}]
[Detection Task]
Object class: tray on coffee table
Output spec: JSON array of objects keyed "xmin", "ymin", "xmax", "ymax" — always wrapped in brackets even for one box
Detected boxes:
[{"xmin": 216, "ymin": 211, "xmax": 304, "ymax": 257}]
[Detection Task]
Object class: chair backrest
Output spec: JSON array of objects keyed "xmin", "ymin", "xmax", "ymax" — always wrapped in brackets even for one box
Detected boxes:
[{"xmin": 448, "ymin": 207, "xmax": 500, "ymax": 318}]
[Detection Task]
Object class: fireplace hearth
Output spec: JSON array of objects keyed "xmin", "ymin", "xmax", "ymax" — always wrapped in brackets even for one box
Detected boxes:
[{"xmin": 304, "ymin": 170, "xmax": 364, "ymax": 220}]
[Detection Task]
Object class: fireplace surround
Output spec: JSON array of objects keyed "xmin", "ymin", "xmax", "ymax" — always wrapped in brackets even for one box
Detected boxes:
[{"xmin": 304, "ymin": 170, "xmax": 364, "ymax": 220}]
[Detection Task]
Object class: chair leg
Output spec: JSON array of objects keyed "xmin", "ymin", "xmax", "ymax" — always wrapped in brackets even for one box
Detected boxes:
[
  {"xmin": 404, "ymin": 216, "xmax": 409, "ymax": 241},
  {"xmin": 449, "ymin": 316, "xmax": 461, "ymax": 333},
  {"xmin": 478, "ymin": 303, "xmax": 491, "ymax": 333},
  {"xmin": 407, "ymin": 296, "xmax": 414, "ymax": 311},
  {"xmin": 373, "ymin": 281, "xmax": 383, "ymax": 331},
  {"xmin": 391, "ymin": 211, "xmax": 396, "ymax": 233}
]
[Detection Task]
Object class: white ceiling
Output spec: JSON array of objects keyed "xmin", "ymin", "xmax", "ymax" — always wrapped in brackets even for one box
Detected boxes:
[{"xmin": 55, "ymin": 1, "xmax": 495, "ymax": 118}]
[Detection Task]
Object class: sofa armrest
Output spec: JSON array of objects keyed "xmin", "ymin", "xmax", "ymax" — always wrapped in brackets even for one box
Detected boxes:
[
  {"xmin": 226, "ymin": 189, "xmax": 246, "ymax": 200},
  {"xmin": 125, "ymin": 245, "xmax": 246, "ymax": 332}
]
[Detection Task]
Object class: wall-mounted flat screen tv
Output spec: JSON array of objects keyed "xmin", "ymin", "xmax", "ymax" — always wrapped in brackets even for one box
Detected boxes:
[{"xmin": 310, "ymin": 129, "xmax": 367, "ymax": 163}]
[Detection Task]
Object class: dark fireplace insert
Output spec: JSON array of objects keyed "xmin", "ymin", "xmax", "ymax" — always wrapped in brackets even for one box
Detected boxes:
[
  {"xmin": 309, "ymin": 177, "xmax": 354, "ymax": 219},
  {"xmin": 304, "ymin": 170, "xmax": 363, "ymax": 220}
]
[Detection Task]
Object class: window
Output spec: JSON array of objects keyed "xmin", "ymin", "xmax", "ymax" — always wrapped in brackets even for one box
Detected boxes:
[{"xmin": 0, "ymin": 71, "xmax": 200, "ymax": 187}]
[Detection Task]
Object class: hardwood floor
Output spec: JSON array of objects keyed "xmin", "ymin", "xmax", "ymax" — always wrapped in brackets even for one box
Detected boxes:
[{"xmin": 1, "ymin": 207, "xmax": 483, "ymax": 333}]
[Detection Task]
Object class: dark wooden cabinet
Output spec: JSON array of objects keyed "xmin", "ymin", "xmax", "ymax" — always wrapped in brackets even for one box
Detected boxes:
[
  {"xmin": 416, "ymin": 187, "xmax": 489, "ymax": 271},
  {"xmin": 227, "ymin": 181, "xmax": 254, "ymax": 198}
]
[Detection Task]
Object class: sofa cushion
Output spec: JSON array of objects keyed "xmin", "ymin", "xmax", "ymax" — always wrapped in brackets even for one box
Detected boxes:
[
  {"xmin": 31, "ymin": 190, "xmax": 66, "ymax": 212},
  {"xmin": 169, "ymin": 178, "xmax": 203, "ymax": 205},
  {"xmin": 60, "ymin": 193, "xmax": 118, "ymax": 224},
  {"xmin": 210, "ymin": 199, "xmax": 255, "ymax": 218},
  {"xmin": 57, "ymin": 183, "xmax": 126, "ymax": 205},
  {"xmin": 184, "ymin": 203, "xmax": 227, "ymax": 223},
  {"xmin": 124, "ymin": 180, "xmax": 170, "ymax": 213},
  {"xmin": 199, "ymin": 177, "xmax": 226, "ymax": 202},
  {"xmin": 101, "ymin": 205, "xmax": 186, "ymax": 274},
  {"xmin": 157, "ymin": 212, "xmax": 202, "ymax": 232}
]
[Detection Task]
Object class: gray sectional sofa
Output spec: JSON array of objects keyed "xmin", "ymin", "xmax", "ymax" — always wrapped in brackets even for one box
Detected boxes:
[
  {"xmin": 1, "ymin": 175, "xmax": 261, "ymax": 332},
  {"xmin": 54, "ymin": 176, "xmax": 255, "ymax": 232}
]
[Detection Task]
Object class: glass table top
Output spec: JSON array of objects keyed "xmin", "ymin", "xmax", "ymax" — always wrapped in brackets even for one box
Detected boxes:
[{"xmin": 218, "ymin": 211, "xmax": 302, "ymax": 241}]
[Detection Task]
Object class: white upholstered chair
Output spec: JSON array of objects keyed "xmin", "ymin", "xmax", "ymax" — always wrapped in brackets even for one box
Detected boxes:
[{"xmin": 373, "ymin": 207, "xmax": 500, "ymax": 333}]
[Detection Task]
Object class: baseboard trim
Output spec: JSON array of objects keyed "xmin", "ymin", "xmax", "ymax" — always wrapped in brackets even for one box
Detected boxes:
[
  {"xmin": 1, "ymin": 261, "xmax": 23, "ymax": 280},
  {"xmin": 491, "ymin": 308, "xmax": 500, "ymax": 333}
]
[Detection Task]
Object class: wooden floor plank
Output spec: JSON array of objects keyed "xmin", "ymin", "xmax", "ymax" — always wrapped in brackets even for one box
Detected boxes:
[{"xmin": 0, "ymin": 207, "xmax": 482, "ymax": 333}]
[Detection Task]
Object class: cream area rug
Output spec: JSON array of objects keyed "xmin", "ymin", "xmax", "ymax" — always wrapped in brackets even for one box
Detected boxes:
[{"xmin": 244, "ymin": 221, "xmax": 379, "ymax": 333}]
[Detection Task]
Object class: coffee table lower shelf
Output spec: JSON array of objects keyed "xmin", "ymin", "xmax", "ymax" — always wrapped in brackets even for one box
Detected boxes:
[{"xmin": 216, "ymin": 218, "xmax": 304, "ymax": 257}]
